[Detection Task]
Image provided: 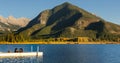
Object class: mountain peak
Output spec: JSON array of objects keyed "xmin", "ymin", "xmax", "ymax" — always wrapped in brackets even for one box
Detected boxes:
[
  {"xmin": 60, "ymin": 2, "xmax": 75, "ymax": 8},
  {"xmin": 62, "ymin": 2, "xmax": 71, "ymax": 5}
]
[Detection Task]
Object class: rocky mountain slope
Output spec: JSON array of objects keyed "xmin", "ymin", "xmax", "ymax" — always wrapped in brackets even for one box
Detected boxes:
[
  {"xmin": 0, "ymin": 16, "xmax": 30, "ymax": 32},
  {"xmin": 17, "ymin": 2, "xmax": 120, "ymax": 39}
]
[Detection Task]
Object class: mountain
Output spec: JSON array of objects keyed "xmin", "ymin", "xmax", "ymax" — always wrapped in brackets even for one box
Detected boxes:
[
  {"xmin": 17, "ymin": 2, "xmax": 120, "ymax": 40},
  {"xmin": 0, "ymin": 16, "xmax": 30, "ymax": 32}
]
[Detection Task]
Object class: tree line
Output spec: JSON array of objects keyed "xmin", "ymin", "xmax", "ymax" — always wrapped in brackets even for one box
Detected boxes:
[{"xmin": 0, "ymin": 32, "xmax": 119, "ymax": 42}]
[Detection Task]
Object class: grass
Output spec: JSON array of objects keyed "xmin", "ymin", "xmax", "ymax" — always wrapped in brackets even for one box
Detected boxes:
[{"xmin": 0, "ymin": 41, "xmax": 120, "ymax": 44}]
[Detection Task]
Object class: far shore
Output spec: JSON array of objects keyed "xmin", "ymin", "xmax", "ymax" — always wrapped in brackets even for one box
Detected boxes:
[{"xmin": 0, "ymin": 41, "xmax": 120, "ymax": 44}]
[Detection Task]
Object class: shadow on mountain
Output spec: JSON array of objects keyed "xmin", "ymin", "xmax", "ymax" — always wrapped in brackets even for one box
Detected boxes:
[
  {"xmin": 51, "ymin": 12, "xmax": 82, "ymax": 32},
  {"xmin": 85, "ymin": 21, "xmax": 105, "ymax": 33}
]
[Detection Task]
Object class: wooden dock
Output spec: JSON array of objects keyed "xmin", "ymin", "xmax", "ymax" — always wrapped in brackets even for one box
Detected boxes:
[{"xmin": 0, "ymin": 52, "xmax": 43, "ymax": 58}]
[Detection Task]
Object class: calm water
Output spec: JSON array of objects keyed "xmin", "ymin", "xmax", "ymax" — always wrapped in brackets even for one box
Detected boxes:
[{"xmin": 0, "ymin": 44, "xmax": 120, "ymax": 63}]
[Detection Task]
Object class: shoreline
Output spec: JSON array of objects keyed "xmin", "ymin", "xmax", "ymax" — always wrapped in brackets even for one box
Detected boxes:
[{"xmin": 0, "ymin": 41, "xmax": 120, "ymax": 44}]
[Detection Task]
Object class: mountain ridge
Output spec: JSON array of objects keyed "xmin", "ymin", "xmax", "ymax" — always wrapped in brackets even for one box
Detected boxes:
[
  {"xmin": 17, "ymin": 2, "xmax": 120, "ymax": 40},
  {"xmin": 0, "ymin": 15, "xmax": 30, "ymax": 32},
  {"xmin": 0, "ymin": 15, "xmax": 30, "ymax": 27}
]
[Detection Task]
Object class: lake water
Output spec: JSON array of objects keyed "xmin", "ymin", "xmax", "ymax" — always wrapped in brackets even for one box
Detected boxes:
[{"xmin": 0, "ymin": 44, "xmax": 120, "ymax": 63}]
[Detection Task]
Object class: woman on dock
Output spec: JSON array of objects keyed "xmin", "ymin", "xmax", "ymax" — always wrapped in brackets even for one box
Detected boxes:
[{"xmin": 14, "ymin": 48, "xmax": 19, "ymax": 53}]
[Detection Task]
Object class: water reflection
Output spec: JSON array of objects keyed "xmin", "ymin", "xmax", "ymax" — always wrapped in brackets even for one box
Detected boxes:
[{"xmin": 0, "ymin": 57, "xmax": 42, "ymax": 63}]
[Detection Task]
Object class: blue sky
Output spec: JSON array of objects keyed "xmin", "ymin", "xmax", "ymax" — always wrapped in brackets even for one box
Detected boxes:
[{"xmin": 0, "ymin": 0, "xmax": 120, "ymax": 25}]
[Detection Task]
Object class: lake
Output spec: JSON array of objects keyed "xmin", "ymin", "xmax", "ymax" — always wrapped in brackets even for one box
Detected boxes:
[{"xmin": 0, "ymin": 44, "xmax": 120, "ymax": 63}]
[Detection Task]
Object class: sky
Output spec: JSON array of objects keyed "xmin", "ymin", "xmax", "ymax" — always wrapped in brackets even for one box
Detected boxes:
[{"xmin": 0, "ymin": 0, "xmax": 120, "ymax": 25}]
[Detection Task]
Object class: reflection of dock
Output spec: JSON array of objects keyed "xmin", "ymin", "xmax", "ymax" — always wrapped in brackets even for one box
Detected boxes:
[{"xmin": 0, "ymin": 52, "xmax": 43, "ymax": 58}]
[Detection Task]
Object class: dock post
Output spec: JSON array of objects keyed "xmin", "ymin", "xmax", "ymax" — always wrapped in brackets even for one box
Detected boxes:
[
  {"xmin": 36, "ymin": 46, "xmax": 39, "ymax": 62},
  {"xmin": 31, "ymin": 46, "xmax": 33, "ymax": 63},
  {"xmin": 31, "ymin": 46, "xmax": 33, "ymax": 52}
]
